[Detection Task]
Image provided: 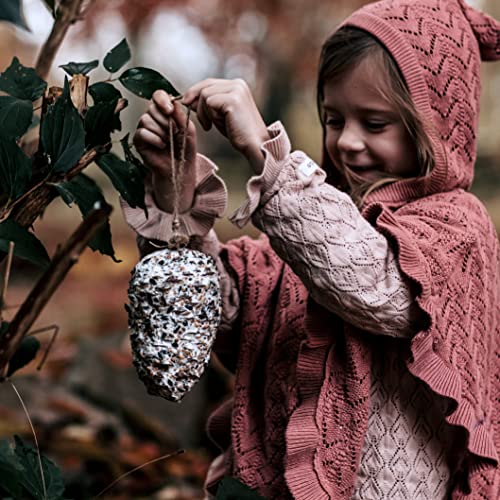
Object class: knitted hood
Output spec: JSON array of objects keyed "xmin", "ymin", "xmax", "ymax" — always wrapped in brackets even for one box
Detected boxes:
[{"xmin": 322, "ymin": 0, "xmax": 500, "ymax": 205}]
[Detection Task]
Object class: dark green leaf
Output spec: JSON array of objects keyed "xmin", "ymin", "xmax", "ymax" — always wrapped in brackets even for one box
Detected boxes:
[
  {"xmin": 0, "ymin": 220, "xmax": 50, "ymax": 270},
  {"xmin": 0, "ymin": 137, "xmax": 32, "ymax": 201},
  {"xmin": 14, "ymin": 435, "xmax": 66, "ymax": 500},
  {"xmin": 96, "ymin": 152, "xmax": 145, "ymax": 209},
  {"xmin": 41, "ymin": 78, "xmax": 85, "ymax": 173},
  {"xmin": 119, "ymin": 67, "xmax": 180, "ymax": 100},
  {"xmin": 29, "ymin": 113, "xmax": 41, "ymax": 131},
  {"xmin": 59, "ymin": 60, "xmax": 99, "ymax": 77},
  {"xmin": 0, "ymin": 96, "xmax": 33, "ymax": 138},
  {"xmin": 42, "ymin": 0, "xmax": 56, "ymax": 17},
  {"xmin": 0, "ymin": 440, "xmax": 24, "ymax": 498},
  {"xmin": 0, "ymin": 321, "xmax": 9, "ymax": 337},
  {"xmin": 89, "ymin": 82, "xmax": 121, "ymax": 103},
  {"xmin": 54, "ymin": 174, "xmax": 119, "ymax": 261},
  {"xmin": 0, "ymin": 57, "xmax": 46, "ymax": 100},
  {"xmin": 216, "ymin": 477, "xmax": 265, "ymax": 499},
  {"xmin": 120, "ymin": 134, "xmax": 148, "ymax": 176},
  {"xmin": 103, "ymin": 38, "xmax": 131, "ymax": 73},
  {"xmin": 0, "ymin": 0, "xmax": 29, "ymax": 30},
  {"xmin": 84, "ymin": 99, "xmax": 120, "ymax": 147},
  {"xmin": 7, "ymin": 336, "xmax": 40, "ymax": 376}
]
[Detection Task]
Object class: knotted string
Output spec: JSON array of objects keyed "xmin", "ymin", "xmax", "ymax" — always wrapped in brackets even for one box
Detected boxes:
[{"xmin": 167, "ymin": 106, "xmax": 192, "ymax": 249}]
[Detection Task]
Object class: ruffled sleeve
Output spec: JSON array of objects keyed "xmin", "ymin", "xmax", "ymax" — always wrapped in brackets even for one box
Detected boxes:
[{"xmin": 120, "ymin": 154, "xmax": 227, "ymax": 242}]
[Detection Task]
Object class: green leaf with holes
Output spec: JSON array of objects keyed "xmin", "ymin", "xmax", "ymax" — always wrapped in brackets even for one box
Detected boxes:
[
  {"xmin": 14, "ymin": 436, "xmax": 66, "ymax": 500},
  {"xmin": 0, "ymin": 439, "xmax": 23, "ymax": 498},
  {"xmin": 0, "ymin": 220, "xmax": 50, "ymax": 270},
  {"xmin": 119, "ymin": 67, "xmax": 180, "ymax": 99},
  {"xmin": 0, "ymin": 96, "xmax": 33, "ymax": 138},
  {"xmin": 42, "ymin": 0, "xmax": 56, "ymax": 17},
  {"xmin": 41, "ymin": 77, "xmax": 85, "ymax": 173},
  {"xmin": 0, "ymin": 0, "xmax": 29, "ymax": 30},
  {"xmin": 89, "ymin": 82, "xmax": 122, "ymax": 103},
  {"xmin": 0, "ymin": 57, "xmax": 46, "ymax": 100},
  {"xmin": 7, "ymin": 336, "xmax": 41, "ymax": 377},
  {"xmin": 54, "ymin": 174, "xmax": 119, "ymax": 262},
  {"xmin": 59, "ymin": 60, "xmax": 99, "ymax": 77},
  {"xmin": 120, "ymin": 134, "xmax": 148, "ymax": 176},
  {"xmin": 85, "ymin": 99, "xmax": 121, "ymax": 147},
  {"xmin": 96, "ymin": 152, "xmax": 145, "ymax": 209},
  {"xmin": 0, "ymin": 137, "xmax": 32, "ymax": 201},
  {"xmin": 103, "ymin": 38, "xmax": 131, "ymax": 73}
]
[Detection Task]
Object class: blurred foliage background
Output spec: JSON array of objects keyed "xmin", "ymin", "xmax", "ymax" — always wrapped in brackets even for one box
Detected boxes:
[{"xmin": 0, "ymin": 0, "xmax": 499, "ymax": 498}]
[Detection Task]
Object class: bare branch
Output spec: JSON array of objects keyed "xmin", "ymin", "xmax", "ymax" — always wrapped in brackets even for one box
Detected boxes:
[
  {"xmin": 9, "ymin": 146, "xmax": 103, "ymax": 229},
  {"xmin": 35, "ymin": 0, "xmax": 87, "ymax": 81},
  {"xmin": 27, "ymin": 324, "xmax": 60, "ymax": 371},
  {"xmin": 0, "ymin": 204, "xmax": 112, "ymax": 379},
  {"xmin": 0, "ymin": 242, "xmax": 14, "ymax": 322}
]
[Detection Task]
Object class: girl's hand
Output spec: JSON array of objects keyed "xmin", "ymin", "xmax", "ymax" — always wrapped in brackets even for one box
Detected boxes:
[
  {"xmin": 182, "ymin": 78, "xmax": 270, "ymax": 174},
  {"xmin": 134, "ymin": 90, "xmax": 197, "ymax": 178},
  {"xmin": 134, "ymin": 90, "xmax": 198, "ymax": 212}
]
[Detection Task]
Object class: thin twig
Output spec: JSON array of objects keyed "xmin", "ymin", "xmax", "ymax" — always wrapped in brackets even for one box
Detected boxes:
[
  {"xmin": 35, "ymin": 0, "xmax": 87, "ymax": 80},
  {"xmin": 10, "ymin": 381, "xmax": 47, "ymax": 500},
  {"xmin": 27, "ymin": 324, "xmax": 59, "ymax": 371},
  {"xmin": 94, "ymin": 449, "xmax": 184, "ymax": 498},
  {"xmin": 1, "ymin": 242, "xmax": 14, "ymax": 321},
  {"xmin": 0, "ymin": 205, "xmax": 112, "ymax": 378}
]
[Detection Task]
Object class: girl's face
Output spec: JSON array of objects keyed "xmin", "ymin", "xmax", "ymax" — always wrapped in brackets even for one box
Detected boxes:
[{"xmin": 323, "ymin": 56, "xmax": 419, "ymax": 189}]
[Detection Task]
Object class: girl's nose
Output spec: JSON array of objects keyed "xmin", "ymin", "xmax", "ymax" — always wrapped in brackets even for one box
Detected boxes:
[{"xmin": 336, "ymin": 126, "xmax": 365, "ymax": 153}]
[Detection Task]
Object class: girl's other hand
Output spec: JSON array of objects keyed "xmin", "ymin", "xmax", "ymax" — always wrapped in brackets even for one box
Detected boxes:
[
  {"xmin": 134, "ymin": 90, "xmax": 197, "ymax": 179},
  {"xmin": 182, "ymin": 78, "xmax": 270, "ymax": 174}
]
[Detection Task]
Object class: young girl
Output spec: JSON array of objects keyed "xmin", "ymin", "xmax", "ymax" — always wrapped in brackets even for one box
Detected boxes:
[{"xmin": 122, "ymin": 0, "xmax": 500, "ymax": 498}]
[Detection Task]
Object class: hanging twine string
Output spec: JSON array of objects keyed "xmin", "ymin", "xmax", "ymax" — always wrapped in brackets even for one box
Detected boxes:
[{"xmin": 167, "ymin": 106, "xmax": 191, "ymax": 249}]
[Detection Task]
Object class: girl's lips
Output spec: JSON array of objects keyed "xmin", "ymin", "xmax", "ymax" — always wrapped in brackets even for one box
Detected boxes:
[{"xmin": 345, "ymin": 163, "xmax": 378, "ymax": 172}]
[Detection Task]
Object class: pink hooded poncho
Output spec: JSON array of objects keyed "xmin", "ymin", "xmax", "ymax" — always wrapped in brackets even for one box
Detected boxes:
[{"xmin": 205, "ymin": 1, "xmax": 500, "ymax": 498}]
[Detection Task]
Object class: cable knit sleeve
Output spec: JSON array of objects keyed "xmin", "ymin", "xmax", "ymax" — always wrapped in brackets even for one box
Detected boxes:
[
  {"xmin": 230, "ymin": 122, "xmax": 423, "ymax": 338},
  {"xmin": 120, "ymin": 154, "xmax": 240, "ymax": 334}
]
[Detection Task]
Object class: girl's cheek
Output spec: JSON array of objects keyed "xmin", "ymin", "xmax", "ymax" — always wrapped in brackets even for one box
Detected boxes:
[{"xmin": 325, "ymin": 133, "xmax": 340, "ymax": 168}]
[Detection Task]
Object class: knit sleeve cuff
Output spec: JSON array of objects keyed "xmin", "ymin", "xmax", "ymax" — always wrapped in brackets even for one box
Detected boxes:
[
  {"xmin": 229, "ymin": 121, "xmax": 291, "ymax": 228},
  {"xmin": 120, "ymin": 154, "xmax": 228, "ymax": 242}
]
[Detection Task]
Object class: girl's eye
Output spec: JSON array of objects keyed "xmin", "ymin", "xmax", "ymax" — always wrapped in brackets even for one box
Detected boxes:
[
  {"xmin": 365, "ymin": 121, "xmax": 388, "ymax": 131},
  {"xmin": 325, "ymin": 117, "xmax": 344, "ymax": 129}
]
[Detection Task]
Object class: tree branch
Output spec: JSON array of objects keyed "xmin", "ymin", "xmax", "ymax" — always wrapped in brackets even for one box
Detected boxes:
[
  {"xmin": 35, "ymin": 0, "xmax": 87, "ymax": 81},
  {"xmin": 9, "ymin": 146, "xmax": 103, "ymax": 228},
  {"xmin": 0, "ymin": 204, "xmax": 112, "ymax": 379}
]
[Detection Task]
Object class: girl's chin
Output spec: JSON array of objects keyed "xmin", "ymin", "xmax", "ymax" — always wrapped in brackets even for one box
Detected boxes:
[{"xmin": 346, "ymin": 169, "xmax": 384, "ymax": 185}]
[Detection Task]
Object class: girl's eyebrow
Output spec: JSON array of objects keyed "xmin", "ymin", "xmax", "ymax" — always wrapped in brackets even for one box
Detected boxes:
[{"xmin": 323, "ymin": 103, "xmax": 395, "ymax": 115}]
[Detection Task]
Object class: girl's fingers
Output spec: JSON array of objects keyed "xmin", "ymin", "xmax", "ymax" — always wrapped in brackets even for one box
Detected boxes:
[
  {"xmin": 139, "ymin": 113, "xmax": 170, "ymax": 142},
  {"xmin": 181, "ymin": 78, "xmax": 220, "ymax": 106},
  {"xmin": 196, "ymin": 95, "xmax": 213, "ymax": 131},
  {"xmin": 148, "ymin": 102, "xmax": 171, "ymax": 129},
  {"xmin": 151, "ymin": 90, "xmax": 173, "ymax": 116},
  {"xmin": 134, "ymin": 127, "xmax": 167, "ymax": 151}
]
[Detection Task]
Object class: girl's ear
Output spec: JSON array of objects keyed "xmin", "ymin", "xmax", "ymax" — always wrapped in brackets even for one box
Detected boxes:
[{"xmin": 457, "ymin": 0, "xmax": 500, "ymax": 61}]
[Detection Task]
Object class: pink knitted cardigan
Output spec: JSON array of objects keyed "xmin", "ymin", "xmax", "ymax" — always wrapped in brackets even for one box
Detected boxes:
[{"xmin": 206, "ymin": 1, "xmax": 500, "ymax": 498}]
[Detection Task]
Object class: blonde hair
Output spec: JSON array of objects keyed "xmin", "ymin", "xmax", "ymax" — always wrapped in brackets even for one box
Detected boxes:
[{"xmin": 317, "ymin": 27, "xmax": 434, "ymax": 206}]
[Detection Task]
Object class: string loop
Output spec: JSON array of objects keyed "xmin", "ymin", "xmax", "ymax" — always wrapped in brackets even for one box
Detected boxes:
[{"xmin": 167, "ymin": 106, "xmax": 192, "ymax": 249}]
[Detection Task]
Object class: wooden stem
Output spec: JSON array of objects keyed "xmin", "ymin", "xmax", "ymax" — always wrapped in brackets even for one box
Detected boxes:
[
  {"xmin": 0, "ymin": 204, "xmax": 112, "ymax": 379},
  {"xmin": 9, "ymin": 147, "xmax": 102, "ymax": 228},
  {"xmin": 35, "ymin": 0, "xmax": 87, "ymax": 81}
]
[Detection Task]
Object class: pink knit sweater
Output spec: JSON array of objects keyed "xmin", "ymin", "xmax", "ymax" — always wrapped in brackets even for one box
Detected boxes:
[
  {"xmin": 213, "ymin": 1, "xmax": 500, "ymax": 497},
  {"xmin": 122, "ymin": 0, "xmax": 500, "ymax": 498}
]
